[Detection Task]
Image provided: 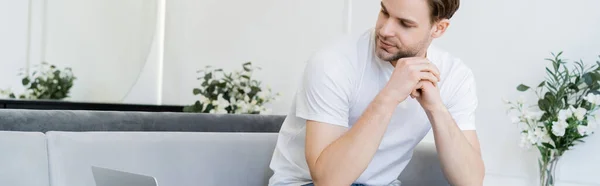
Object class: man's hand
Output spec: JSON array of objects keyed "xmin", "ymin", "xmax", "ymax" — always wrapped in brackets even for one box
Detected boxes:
[
  {"xmin": 385, "ymin": 57, "xmax": 440, "ymax": 104},
  {"xmin": 411, "ymin": 81, "xmax": 443, "ymax": 111}
]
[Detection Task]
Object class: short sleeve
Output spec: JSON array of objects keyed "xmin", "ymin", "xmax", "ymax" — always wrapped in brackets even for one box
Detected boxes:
[
  {"xmin": 295, "ymin": 49, "xmax": 354, "ymax": 127},
  {"xmin": 445, "ymin": 68, "xmax": 478, "ymax": 131}
]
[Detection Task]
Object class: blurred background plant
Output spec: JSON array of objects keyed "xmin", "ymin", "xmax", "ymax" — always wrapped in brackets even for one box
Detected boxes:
[
  {"xmin": 183, "ymin": 62, "xmax": 279, "ymax": 114},
  {"xmin": 0, "ymin": 62, "xmax": 76, "ymax": 100}
]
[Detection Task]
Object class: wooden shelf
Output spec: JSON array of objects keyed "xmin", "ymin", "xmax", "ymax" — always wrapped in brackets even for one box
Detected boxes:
[{"xmin": 0, "ymin": 99, "xmax": 185, "ymax": 112}]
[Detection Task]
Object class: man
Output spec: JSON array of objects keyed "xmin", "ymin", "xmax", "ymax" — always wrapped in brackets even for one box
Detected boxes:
[{"xmin": 268, "ymin": 0, "xmax": 485, "ymax": 185}]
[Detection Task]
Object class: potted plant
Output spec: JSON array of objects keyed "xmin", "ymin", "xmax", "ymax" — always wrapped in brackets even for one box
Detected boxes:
[
  {"xmin": 1, "ymin": 62, "xmax": 76, "ymax": 100},
  {"xmin": 505, "ymin": 52, "xmax": 599, "ymax": 186},
  {"xmin": 183, "ymin": 62, "xmax": 279, "ymax": 114}
]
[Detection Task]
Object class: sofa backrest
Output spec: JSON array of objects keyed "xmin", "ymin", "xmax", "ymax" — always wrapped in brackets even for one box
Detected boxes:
[
  {"xmin": 46, "ymin": 131, "xmax": 278, "ymax": 186},
  {"xmin": 0, "ymin": 131, "xmax": 50, "ymax": 186},
  {"xmin": 0, "ymin": 109, "xmax": 286, "ymax": 133}
]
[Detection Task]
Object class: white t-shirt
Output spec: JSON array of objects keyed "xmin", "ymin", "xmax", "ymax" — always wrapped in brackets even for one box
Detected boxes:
[{"xmin": 268, "ymin": 28, "xmax": 478, "ymax": 186}]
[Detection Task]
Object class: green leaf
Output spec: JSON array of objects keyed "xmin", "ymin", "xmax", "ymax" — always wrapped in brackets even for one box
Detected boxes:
[
  {"xmin": 568, "ymin": 83, "xmax": 579, "ymax": 91},
  {"xmin": 204, "ymin": 72, "xmax": 212, "ymax": 80},
  {"xmin": 538, "ymin": 81, "xmax": 546, "ymax": 87},
  {"xmin": 243, "ymin": 62, "xmax": 252, "ymax": 72},
  {"xmin": 583, "ymin": 73, "xmax": 594, "ymax": 86},
  {"xmin": 22, "ymin": 77, "xmax": 30, "ymax": 86},
  {"xmin": 193, "ymin": 88, "xmax": 201, "ymax": 95},
  {"xmin": 53, "ymin": 70, "xmax": 61, "ymax": 78},
  {"xmin": 9, "ymin": 93, "xmax": 15, "ymax": 99},
  {"xmin": 542, "ymin": 142, "xmax": 555, "ymax": 149},
  {"xmin": 546, "ymin": 68, "xmax": 557, "ymax": 81},
  {"xmin": 539, "ymin": 99, "xmax": 550, "ymax": 111},
  {"xmin": 517, "ymin": 84, "xmax": 530, "ymax": 92},
  {"xmin": 241, "ymin": 75, "xmax": 250, "ymax": 79}
]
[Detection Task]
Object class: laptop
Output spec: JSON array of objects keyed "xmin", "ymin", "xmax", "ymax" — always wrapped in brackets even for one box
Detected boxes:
[{"xmin": 91, "ymin": 166, "xmax": 158, "ymax": 186}]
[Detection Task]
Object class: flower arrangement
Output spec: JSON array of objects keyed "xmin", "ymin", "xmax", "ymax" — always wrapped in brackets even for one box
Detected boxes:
[
  {"xmin": 183, "ymin": 62, "xmax": 279, "ymax": 114},
  {"xmin": 0, "ymin": 62, "xmax": 76, "ymax": 100},
  {"xmin": 505, "ymin": 52, "xmax": 600, "ymax": 186}
]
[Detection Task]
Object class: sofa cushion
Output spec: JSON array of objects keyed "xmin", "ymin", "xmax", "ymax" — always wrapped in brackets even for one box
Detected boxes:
[
  {"xmin": 398, "ymin": 141, "xmax": 449, "ymax": 186},
  {"xmin": 0, "ymin": 109, "xmax": 285, "ymax": 132},
  {"xmin": 0, "ymin": 131, "xmax": 50, "ymax": 186},
  {"xmin": 46, "ymin": 131, "xmax": 278, "ymax": 186}
]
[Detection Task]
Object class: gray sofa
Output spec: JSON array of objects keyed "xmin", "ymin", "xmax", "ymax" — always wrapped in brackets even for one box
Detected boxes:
[{"xmin": 0, "ymin": 109, "xmax": 448, "ymax": 186}]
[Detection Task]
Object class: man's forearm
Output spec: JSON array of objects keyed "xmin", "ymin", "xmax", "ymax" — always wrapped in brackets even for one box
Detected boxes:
[
  {"xmin": 425, "ymin": 106, "xmax": 485, "ymax": 186},
  {"xmin": 311, "ymin": 91, "xmax": 398, "ymax": 186}
]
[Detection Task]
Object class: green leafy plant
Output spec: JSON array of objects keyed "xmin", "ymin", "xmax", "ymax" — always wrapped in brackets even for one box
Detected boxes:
[
  {"xmin": 505, "ymin": 52, "xmax": 600, "ymax": 186},
  {"xmin": 183, "ymin": 62, "xmax": 279, "ymax": 114},
  {"xmin": 0, "ymin": 62, "xmax": 76, "ymax": 100}
]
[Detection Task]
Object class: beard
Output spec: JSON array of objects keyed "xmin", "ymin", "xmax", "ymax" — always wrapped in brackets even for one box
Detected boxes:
[{"xmin": 375, "ymin": 36, "xmax": 428, "ymax": 62}]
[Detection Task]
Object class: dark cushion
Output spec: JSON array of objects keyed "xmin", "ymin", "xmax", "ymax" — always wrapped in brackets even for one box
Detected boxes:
[{"xmin": 0, "ymin": 109, "xmax": 286, "ymax": 133}]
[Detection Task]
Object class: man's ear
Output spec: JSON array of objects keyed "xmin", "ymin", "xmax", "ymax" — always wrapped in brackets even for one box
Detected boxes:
[{"xmin": 431, "ymin": 19, "xmax": 450, "ymax": 38}]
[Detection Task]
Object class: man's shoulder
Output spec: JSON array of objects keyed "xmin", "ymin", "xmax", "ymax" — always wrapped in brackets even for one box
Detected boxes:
[
  {"xmin": 428, "ymin": 45, "xmax": 475, "ymax": 78},
  {"xmin": 315, "ymin": 30, "xmax": 371, "ymax": 57},
  {"xmin": 305, "ymin": 29, "xmax": 373, "ymax": 74}
]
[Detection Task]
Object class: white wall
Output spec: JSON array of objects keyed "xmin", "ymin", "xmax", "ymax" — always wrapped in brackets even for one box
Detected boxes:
[
  {"xmin": 351, "ymin": 0, "xmax": 600, "ymax": 185},
  {"xmin": 2, "ymin": 1, "xmax": 599, "ymax": 184},
  {"xmin": 42, "ymin": 0, "xmax": 159, "ymax": 103},
  {"xmin": 162, "ymin": 0, "xmax": 348, "ymax": 113},
  {"xmin": 0, "ymin": 1, "xmax": 29, "ymax": 95}
]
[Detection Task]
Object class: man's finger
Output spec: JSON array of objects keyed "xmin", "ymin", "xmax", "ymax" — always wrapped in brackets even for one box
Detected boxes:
[{"xmin": 412, "ymin": 63, "xmax": 441, "ymax": 81}]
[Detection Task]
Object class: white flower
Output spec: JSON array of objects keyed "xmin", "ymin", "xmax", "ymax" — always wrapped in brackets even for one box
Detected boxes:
[
  {"xmin": 257, "ymin": 91, "xmax": 267, "ymax": 100},
  {"xmin": 511, "ymin": 116, "xmax": 521, "ymax": 124},
  {"xmin": 540, "ymin": 129, "xmax": 552, "ymax": 144},
  {"xmin": 244, "ymin": 87, "xmax": 252, "ymax": 94},
  {"xmin": 578, "ymin": 125, "xmax": 589, "ymax": 136},
  {"xmin": 215, "ymin": 108, "xmax": 228, "ymax": 114},
  {"xmin": 584, "ymin": 93, "xmax": 600, "ymax": 105},
  {"xmin": 589, "ymin": 116, "xmax": 598, "ymax": 129},
  {"xmin": 235, "ymin": 100, "xmax": 249, "ymax": 113},
  {"xmin": 558, "ymin": 108, "xmax": 573, "ymax": 121},
  {"xmin": 520, "ymin": 132, "xmax": 532, "ymax": 149},
  {"xmin": 199, "ymin": 95, "xmax": 209, "ymax": 104},
  {"xmin": 502, "ymin": 97, "xmax": 511, "ymax": 104},
  {"xmin": 216, "ymin": 94, "xmax": 230, "ymax": 108},
  {"xmin": 552, "ymin": 120, "xmax": 568, "ymax": 137},
  {"xmin": 517, "ymin": 96, "xmax": 526, "ymax": 105},
  {"xmin": 517, "ymin": 122, "xmax": 529, "ymax": 131},
  {"xmin": 232, "ymin": 79, "xmax": 241, "ymax": 86},
  {"xmin": 526, "ymin": 111, "xmax": 545, "ymax": 121},
  {"xmin": 572, "ymin": 107, "xmax": 587, "ymax": 121}
]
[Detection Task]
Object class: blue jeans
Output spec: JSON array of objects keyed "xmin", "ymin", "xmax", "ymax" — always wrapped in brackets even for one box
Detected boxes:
[{"xmin": 302, "ymin": 184, "xmax": 366, "ymax": 186}]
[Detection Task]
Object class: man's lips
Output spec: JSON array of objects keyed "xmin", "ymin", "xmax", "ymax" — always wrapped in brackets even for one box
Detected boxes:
[{"xmin": 378, "ymin": 39, "xmax": 395, "ymax": 49}]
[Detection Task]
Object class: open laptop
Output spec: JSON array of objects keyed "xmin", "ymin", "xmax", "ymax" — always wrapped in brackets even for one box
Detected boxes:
[{"xmin": 91, "ymin": 166, "xmax": 158, "ymax": 186}]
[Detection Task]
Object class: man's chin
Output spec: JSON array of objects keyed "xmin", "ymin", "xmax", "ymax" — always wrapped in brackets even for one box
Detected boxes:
[{"xmin": 376, "ymin": 49, "xmax": 397, "ymax": 62}]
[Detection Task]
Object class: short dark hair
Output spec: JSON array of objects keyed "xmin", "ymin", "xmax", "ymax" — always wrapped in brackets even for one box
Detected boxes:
[{"xmin": 428, "ymin": 0, "xmax": 460, "ymax": 22}]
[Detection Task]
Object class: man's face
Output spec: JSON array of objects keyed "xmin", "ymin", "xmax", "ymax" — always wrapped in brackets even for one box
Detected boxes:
[{"xmin": 375, "ymin": 0, "xmax": 437, "ymax": 62}]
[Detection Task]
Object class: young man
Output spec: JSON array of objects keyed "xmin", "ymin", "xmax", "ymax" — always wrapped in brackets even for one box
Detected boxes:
[{"xmin": 268, "ymin": 0, "xmax": 485, "ymax": 185}]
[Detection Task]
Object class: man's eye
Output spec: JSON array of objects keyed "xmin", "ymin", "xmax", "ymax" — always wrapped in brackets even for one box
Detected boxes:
[
  {"xmin": 380, "ymin": 9, "xmax": 388, "ymax": 15},
  {"xmin": 401, "ymin": 22, "xmax": 414, "ymax": 28}
]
